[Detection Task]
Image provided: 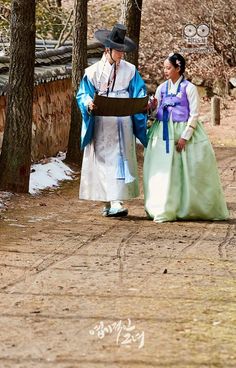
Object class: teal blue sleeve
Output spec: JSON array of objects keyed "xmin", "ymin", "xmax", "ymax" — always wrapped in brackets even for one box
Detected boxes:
[
  {"xmin": 76, "ymin": 75, "xmax": 96, "ymax": 149},
  {"xmin": 129, "ymin": 70, "xmax": 148, "ymax": 147}
]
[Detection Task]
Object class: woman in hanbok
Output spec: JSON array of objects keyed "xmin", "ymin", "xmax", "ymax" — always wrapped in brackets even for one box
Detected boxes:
[
  {"xmin": 143, "ymin": 52, "xmax": 229, "ymax": 223},
  {"xmin": 77, "ymin": 24, "xmax": 147, "ymax": 217}
]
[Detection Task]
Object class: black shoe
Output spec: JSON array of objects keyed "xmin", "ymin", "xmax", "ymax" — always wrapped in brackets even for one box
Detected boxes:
[{"xmin": 103, "ymin": 207, "xmax": 128, "ymax": 217}]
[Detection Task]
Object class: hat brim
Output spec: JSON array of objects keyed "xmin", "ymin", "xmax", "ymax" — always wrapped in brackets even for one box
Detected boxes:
[{"xmin": 94, "ymin": 29, "xmax": 137, "ymax": 52}]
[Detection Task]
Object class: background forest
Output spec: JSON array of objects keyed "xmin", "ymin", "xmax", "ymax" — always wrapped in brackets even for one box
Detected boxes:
[{"xmin": 1, "ymin": 0, "xmax": 236, "ymax": 93}]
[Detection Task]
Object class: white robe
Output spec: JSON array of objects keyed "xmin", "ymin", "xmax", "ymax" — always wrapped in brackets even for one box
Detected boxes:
[{"xmin": 79, "ymin": 55, "xmax": 140, "ymax": 201}]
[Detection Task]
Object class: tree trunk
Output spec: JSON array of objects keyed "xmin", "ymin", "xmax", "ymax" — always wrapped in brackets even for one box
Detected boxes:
[
  {"xmin": 0, "ymin": 0, "xmax": 36, "ymax": 193},
  {"xmin": 65, "ymin": 0, "xmax": 87, "ymax": 165},
  {"xmin": 120, "ymin": 0, "xmax": 143, "ymax": 68}
]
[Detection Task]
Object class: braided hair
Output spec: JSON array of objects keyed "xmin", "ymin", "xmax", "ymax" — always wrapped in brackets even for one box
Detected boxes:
[{"xmin": 168, "ymin": 53, "xmax": 186, "ymax": 75}]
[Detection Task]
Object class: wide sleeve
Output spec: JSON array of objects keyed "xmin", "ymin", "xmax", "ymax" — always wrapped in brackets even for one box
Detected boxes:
[
  {"xmin": 76, "ymin": 75, "xmax": 96, "ymax": 149},
  {"xmin": 181, "ymin": 83, "xmax": 200, "ymax": 141},
  {"xmin": 148, "ymin": 84, "xmax": 162, "ymax": 120},
  {"xmin": 128, "ymin": 69, "xmax": 148, "ymax": 147},
  {"xmin": 155, "ymin": 85, "xmax": 162, "ymax": 110}
]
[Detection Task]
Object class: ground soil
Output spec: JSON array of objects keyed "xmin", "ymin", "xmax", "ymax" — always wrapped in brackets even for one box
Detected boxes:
[{"xmin": 0, "ymin": 103, "xmax": 235, "ymax": 366}]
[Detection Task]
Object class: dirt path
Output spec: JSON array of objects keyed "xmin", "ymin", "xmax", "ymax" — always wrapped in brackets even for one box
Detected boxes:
[{"xmin": 0, "ymin": 145, "xmax": 235, "ymax": 368}]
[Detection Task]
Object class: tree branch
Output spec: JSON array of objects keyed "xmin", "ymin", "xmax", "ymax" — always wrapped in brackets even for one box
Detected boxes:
[{"xmin": 55, "ymin": 8, "xmax": 73, "ymax": 48}]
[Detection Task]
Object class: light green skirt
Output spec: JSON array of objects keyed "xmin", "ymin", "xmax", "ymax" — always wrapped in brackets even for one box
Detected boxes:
[{"xmin": 143, "ymin": 120, "xmax": 229, "ymax": 222}]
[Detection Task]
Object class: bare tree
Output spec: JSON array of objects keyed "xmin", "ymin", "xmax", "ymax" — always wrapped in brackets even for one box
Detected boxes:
[
  {"xmin": 45, "ymin": 0, "xmax": 61, "ymax": 6},
  {"xmin": 173, "ymin": 0, "xmax": 236, "ymax": 67},
  {"xmin": 0, "ymin": 0, "xmax": 36, "ymax": 193},
  {"xmin": 209, "ymin": 0, "xmax": 236, "ymax": 66},
  {"xmin": 120, "ymin": 0, "xmax": 143, "ymax": 67},
  {"xmin": 65, "ymin": 0, "xmax": 87, "ymax": 165},
  {"xmin": 55, "ymin": 9, "xmax": 73, "ymax": 48},
  {"xmin": 0, "ymin": 3, "xmax": 11, "ymax": 23}
]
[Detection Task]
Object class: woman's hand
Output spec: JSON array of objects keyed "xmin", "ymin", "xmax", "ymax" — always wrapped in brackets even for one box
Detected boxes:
[
  {"xmin": 147, "ymin": 96, "xmax": 158, "ymax": 112},
  {"xmin": 175, "ymin": 138, "xmax": 187, "ymax": 152}
]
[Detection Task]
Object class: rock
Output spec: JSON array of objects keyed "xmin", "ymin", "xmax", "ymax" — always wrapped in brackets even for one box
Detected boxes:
[
  {"xmin": 197, "ymin": 86, "xmax": 208, "ymax": 98},
  {"xmin": 212, "ymin": 78, "xmax": 227, "ymax": 96},
  {"xmin": 192, "ymin": 77, "xmax": 204, "ymax": 86},
  {"xmin": 229, "ymin": 77, "xmax": 236, "ymax": 88},
  {"xmin": 230, "ymin": 88, "xmax": 236, "ymax": 98}
]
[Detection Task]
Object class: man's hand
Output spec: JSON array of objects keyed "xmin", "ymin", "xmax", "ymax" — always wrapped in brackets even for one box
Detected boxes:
[
  {"xmin": 175, "ymin": 138, "xmax": 187, "ymax": 152},
  {"xmin": 88, "ymin": 101, "xmax": 97, "ymax": 111}
]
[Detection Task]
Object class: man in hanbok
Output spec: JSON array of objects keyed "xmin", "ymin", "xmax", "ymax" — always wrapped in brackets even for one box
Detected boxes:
[{"xmin": 76, "ymin": 24, "xmax": 147, "ymax": 217}]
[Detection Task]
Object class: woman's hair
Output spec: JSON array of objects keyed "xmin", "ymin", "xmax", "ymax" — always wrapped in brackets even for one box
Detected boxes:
[{"xmin": 168, "ymin": 53, "xmax": 186, "ymax": 75}]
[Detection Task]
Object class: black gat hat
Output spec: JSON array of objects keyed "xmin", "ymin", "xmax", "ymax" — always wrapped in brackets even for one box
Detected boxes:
[{"xmin": 94, "ymin": 23, "xmax": 137, "ymax": 52}]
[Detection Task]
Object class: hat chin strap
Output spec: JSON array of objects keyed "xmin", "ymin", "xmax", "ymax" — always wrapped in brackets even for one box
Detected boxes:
[{"xmin": 109, "ymin": 48, "xmax": 116, "ymax": 64}]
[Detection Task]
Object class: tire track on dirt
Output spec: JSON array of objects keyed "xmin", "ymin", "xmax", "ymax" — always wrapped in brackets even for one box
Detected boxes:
[
  {"xmin": 178, "ymin": 223, "xmax": 211, "ymax": 254},
  {"xmin": 116, "ymin": 225, "xmax": 141, "ymax": 284},
  {"xmin": 0, "ymin": 222, "xmax": 120, "ymax": 291},
  {"xmin": 218, "ymin": 224, "xmax": 233, "ymax": 259},
  {"xmin": 138, "ymin": 222, "xmax": 213, "ymax": 281},
  {"xmin": 218, "ymin": 223, "xmax": 236, "ymax": 279},
  {"xmin": 155, "ymin": 220, "xmax": 235, "ymax": 280},
  {"xmin": 220, "ymin": 157, "xmax": 236, "ymax": 191}
]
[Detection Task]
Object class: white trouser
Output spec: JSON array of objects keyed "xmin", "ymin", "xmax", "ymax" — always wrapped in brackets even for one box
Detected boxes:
[{"xmin": 103, "ymin": 201, "xmax": 124, "ymax": 209}]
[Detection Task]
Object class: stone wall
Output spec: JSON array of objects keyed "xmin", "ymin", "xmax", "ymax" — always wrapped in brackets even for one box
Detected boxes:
[{"xmin": 0, "ymin": 78, "xmax": 72, "ymax": 161}]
